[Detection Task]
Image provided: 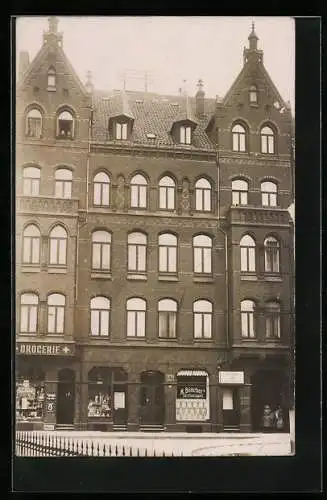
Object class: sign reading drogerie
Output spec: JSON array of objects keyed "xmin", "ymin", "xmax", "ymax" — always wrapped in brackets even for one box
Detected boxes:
[{"xmin": 16, "ymin": 342, "xmax": 75, "ymax": 356}]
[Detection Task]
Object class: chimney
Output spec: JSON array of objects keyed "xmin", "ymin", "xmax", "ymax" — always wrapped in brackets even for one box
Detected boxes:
[
  {"xmin": 195, "ymin": 79, "xmax": 205, "ymax": 116},
  {"xmin": 19, "ymin": 51, "xmax": 30, "ymax": 79},
  {"xmin": 85, "ymin": 70, "xmax": 94, "ymax": 93}
]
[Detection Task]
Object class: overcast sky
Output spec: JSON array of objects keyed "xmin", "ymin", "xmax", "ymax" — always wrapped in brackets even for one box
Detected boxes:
[{"xmin": 15, "ymin": 16, "xmax": 295, "ymax": 110}]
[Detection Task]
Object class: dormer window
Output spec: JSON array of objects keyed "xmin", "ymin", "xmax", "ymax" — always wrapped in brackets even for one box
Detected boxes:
[
  {"xmin": 57, "ymin": 110, "xmax": 75, "ymax": 139},
  {"xmin": 249, "ymin": 85, "xmax": 258, "ymax": 104},
  {"xmin": 25, "ymin": 108, "xmax": 42, "ymax": 138},
  {"xmin": 116, "ymin": 122, "xmax": 128, "ymax": 140},
  {"xmin": 180, "ymin": 125, "xmax": 191, "ymax": 145},
  {"xmin": 47, "ymin": 67, "xmax": 56, "ymax": 90}
]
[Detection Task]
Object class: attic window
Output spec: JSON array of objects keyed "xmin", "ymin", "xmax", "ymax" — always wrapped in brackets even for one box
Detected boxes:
[
  {"xmin": 57, "ymin": 110, "xmax": 75, "ymax": 139},
  {"xmin": 116, "ymin": 122, "xmax": 127, "ymax": 140},
  {"xmin": 249, "ymin": 85, "xmax": 258, "ymax": 104},
  {"xmin": 180, "ymin": 125, "xmax": 191, "ymax": 145},
  {"xmin": 47, "ymin": 67, "xmax": 56, "ymax": 91},
  {"xmin": 171, "ymin": 103, "xmax": 179, "ymax": 107},
  {"xmin": 146, "ymin": 133, "xmax": 156, "ymax": 139},
  {"xmin": 135, "ymin": 99, "xmax": 143, "ymax": 104}
]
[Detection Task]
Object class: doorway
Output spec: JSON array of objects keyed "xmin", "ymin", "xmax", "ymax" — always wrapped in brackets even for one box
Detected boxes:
[
  {"xmin": 140, "ymin": 371, "xmax": 165, "ymax": 425},
  {"xmin": 222, "ymin": 387, "xmax": 240, "ymax": 430},
  {"xmin": 57, "ymin": 368, "xmax": 75, "ymax": 425}
]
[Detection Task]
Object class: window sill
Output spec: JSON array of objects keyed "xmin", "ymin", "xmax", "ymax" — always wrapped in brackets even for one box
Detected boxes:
[
  {"xmin": 240, "ymin": 274, "xmax": 258, "ymax": 281},
  {"xmin": 127, "ymin": 274, "xmax": 147, "ymax": 281},
  {"xmin": 88, "ymin": 335, "xmax": 110, "ymax": 339},
  {"xmin": 46, "ymin": 333, "xmax": 65, "ymax": 337},
  {"xmin": 25, "ymin": 135, "xmax": 43, "ymax": 140},
  {"xmin": 193, "ymin": 276, "xmax": 214, "ymax": 283},
  {"xmin": 158, "ymin": 337, "xmax": 178, "ymax": 341},
  {"xmin": 48, "ymin": 267, "xmax": 67, "ymax": 274},
  {"xmin": 21, "ymin": 265, "xmax": 41, "ymax": 273},
  {"xmin": 126, "ymin": 336, "xmax": 146, "ymax": 340},
  {"xmin": 250, "ymin": 103, "xmax": 259, "ymax": 108},
  {"xmin": 91, "ymin": 272, "xmax": 112, "ymax": 280},
  {"xmin": 193, "ymin": 338, "xmax": 213, "ymax": 342},
  {"xmin": 56, "ymin": 136, "xmax": 74, "ymax": 140},
  {"xmin": 263, "ymin": 275, "xmax": 282, "ymax": 282},
  {"xmin": 47, "ymin": 86, "xmax": 56, "ymax": 92},
  {"xmin": 158, "ymin": 275, "xmax": 179, "ymax": 282},
  {"xmin": 265, "ymin": 337, "xmax": 281, "ymax": 342},
  {"xmin": 241, "ymin": 337, "xmax": 257, "ymax": 341}
]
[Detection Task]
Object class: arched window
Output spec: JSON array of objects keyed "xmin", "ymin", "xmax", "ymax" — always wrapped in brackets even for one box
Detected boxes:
[
  {"xmin": 23, "ymin": 224, "xmax": 40, "ymax": 264},
  {"xmin": 93, "ymin": 172, "xmax": 110, "ymax": 206},
  {"xmin": 249, "ymin": 85, "xmax": 258, "ymax": 104},
  {"xmin": 47, "ymin": 293, "xmax": 65, "ymax": 334},
  {"xmin": 26, "ymin": 108, "xmax": 42, "ymax": 138},
  {"xmin": 159, "ymin": 176, "xmax": 175, "ymax": 210},
  {"xmin": 261, "ymin": 181, "xmax": 278, "ymax": 207},
  {"xmin": 130, "ymin": 174, "xmax": 147, "ymax": 208},
  {"xmin": 92, "ymin": 231, "xmax": 111, "ymax": 271},
  {"xmin": 261, "ymin": 125, "xmax": 275, "ymax": 154},
  {"xmin": 49, "ymin": 226, "xmax": 67, "ymax": 265},
  {"xmin": 193, "ymin": 234, "xmax": 212, "ymax": 274},
  {"xmin": 240, "ymin": 235, "xmax": 256, "ymax": 272},
  {"xmin": 264, "ymin": 236, "xmax": 280, "ymax": 273},
  {"xmin": 23, "ymin": 166, "xmax": 40, "ymax": 196},
  {"xmin": 126, "ymin": 298, "xmax": 146, "ymax": 337},
  {"xmin": 241, "ymin": 300, "xmax": 255, "ymax": 338},
  {"xmin": 193, "ymin": 300, "xmax": 212, "ymax": 339},
  {"xmin": 265, "ymin": 301, "xmax": 281, "ymax": 339},
  {"xmin": 180, "ymin": 125, "xmax": 192, "ymax": 145},
  {"xmin": 232, "ymin": 179, "xmax": 248, "ymax": 206},
  {"xmin": 195, "ymin": 178, "xmax": 211, "ymax": 212},
  {"xmin": 158, "ymin": 299, "xmax": 177, "ymax": 338},
  {"xmin": 90, "ymin": 297, "xmax": 110, "ymax": 337},
  {"xmin": 57, "ymin": 110, "xmax": 74, "ymax": 138},
  {"xmin": 159, "ymin": 233, "xmax": 177, "ymax": 274},
  {"xmin": 128, "ymin": 232, "xmax": 147, "ymax": 272},
  {"xmin": 20, "ymin": 293, "xmax": 38, "ymax": 333},
  {"xmin": 47, "ymin": 67, "xmax": 56, "ymax": 89},
  {"xmin": 55, "ymin": 169, "xmax": 72, "ymax": 199},
  {"xmin": 232, "ymin": 124, "xmax": 246, "ymax": 152}
]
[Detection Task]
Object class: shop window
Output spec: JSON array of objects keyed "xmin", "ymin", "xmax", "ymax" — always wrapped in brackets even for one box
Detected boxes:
[
  {"xmin": 130, "ymin": 174, "xmax": 147, "ymax": 208},
  {"xmin": 90, "ymin": 297, "xmax": 110, "ymax": 337},
  {"xmin": 55, "ymin": 168, "xmax": 72, "ymax": 199},
  {"xmin": 260, "ymin": 125, "xmax": 275, "ymax": 154},
  {"xmin": 126, "ymin": 298, "xmax": 146, "ymax": 337},
  {"xmin": 20, "ymin": 293, "xmax": 38, "ymax": 334},
  {"xmin": 158, "ymin": 299, "xmax": 177, "ymax": 338},
  {"xmin": 265, "ymin": 301, "xmax": 281, "ymax": 339},
  {"xmin": 23, "ymin": 166, "xmax": 41, "ymax": 196},
  {"xmin": 261, "ymin": 181, "xmax": 278, "ymax": 207},
  {"xmin": 264, "ymin": 236, "xmax": 280, "ymax": 273},
  {"xmin": 193, "ymin": 234, "xmax": 212, "ymax": 274},
  {"xmin": 93, "ymin": 172, "xmax": 110, "ymax": 206},
  {"xmin": 92, "ymin": 231, "xmax": 111, "ymax": 272},
  {"xmin": 47, "ymin": 293, "xmax": 65, "ymax": 334},
  {"xmin": 232, "ymin": 123, "xmax": 246, "ymax": 152},
  {"xmin": 158, "ymin": 233, "xmax": 177, "ymax": 274},
  {"xmin": 57, "ymin": 110, "xmax": 75, "ymax": 139},
  {"xmin": 195, "ymin": 178, "xmax": 212, "ymax": 212},
  {"xmin": 159, "ymin": 176, "xmax": 175, "ymax": 210},
  {"xmin": 128, "ymin": 232, "xmax": 147, "ymax": 274},
  {"xmin": 241, "ymin": 299, "xmax": 256, "ymax": 338},
  {"xmin": 240, "ymin": 234, "xmax": 256, "ymax": 272},
  {"xmin": 88, "ymin": 367, "xmax": 127, "ymax": 421},
  {"xmin": 176, "ymin": 370, "xmax": 210, "ymax": 422},
  {"xmin": 49, "ymin": 225, "xmax": 67, "ymax": 266},
  {"xmin": 193, "ymin": 300, "xmax": 212, "ymax": 339},
  {"xmin": 25, "ymin": 108, "xmax": 42, "ymax": 138},
  {"xmin": 22, "ymin": 224, "xmax": 41, "ymax": 265},
  {"xmin": 232, "ymin": 179, "xmax": 248, "ymax": 206},
  {"xmin": 16, "ymin": 370, "xmax": 45, "ymax": 423}
]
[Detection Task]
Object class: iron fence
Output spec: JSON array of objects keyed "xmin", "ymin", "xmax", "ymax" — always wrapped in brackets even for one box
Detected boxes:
[{"xmin": 15, "ymin": 431, "xmax": 179, "ymax": 457}]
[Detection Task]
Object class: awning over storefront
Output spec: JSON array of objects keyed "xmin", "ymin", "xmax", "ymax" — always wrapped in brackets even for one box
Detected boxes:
[{"xmin": 177, "ymin": 370, "xmax": 208, "ymax": 377}]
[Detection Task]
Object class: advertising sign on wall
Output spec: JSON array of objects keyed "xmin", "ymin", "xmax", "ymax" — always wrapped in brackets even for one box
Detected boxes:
[{"xmin": 177, "ymin": 385, "xmax": 206, "ymax": 399}]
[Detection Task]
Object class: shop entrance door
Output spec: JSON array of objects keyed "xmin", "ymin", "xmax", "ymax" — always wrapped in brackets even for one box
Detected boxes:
[
  {"xmin": 56, "ymin": 369, "xmax": 75, "ymax": 426},
  {"xmin": 140, "ymin": 371, "xmax": 165, "ymax": 426}
]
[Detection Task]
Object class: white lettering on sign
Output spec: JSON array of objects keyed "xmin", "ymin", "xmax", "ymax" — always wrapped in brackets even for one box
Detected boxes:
[
  {"xmin": 218, "ymin": 371, "xmax": 244, "ymax": 385},
  {"xmin": 16, "ymin": 343, "xmax": 74, "ymax": 356}
]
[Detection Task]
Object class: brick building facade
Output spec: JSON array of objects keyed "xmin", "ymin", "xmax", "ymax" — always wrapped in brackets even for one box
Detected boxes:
[{"xmin": 15, "ymin": 18, "xmax": 295, "ymax": 432}]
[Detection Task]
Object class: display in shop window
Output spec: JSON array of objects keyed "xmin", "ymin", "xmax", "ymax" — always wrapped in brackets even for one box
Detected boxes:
[
  {"xmin": 88, "ymin": 392, "xmax": 112, "ymax": 418},
  {"xmin": 16, "ymin": 379, "xmax": 44, "ymax": 421}
]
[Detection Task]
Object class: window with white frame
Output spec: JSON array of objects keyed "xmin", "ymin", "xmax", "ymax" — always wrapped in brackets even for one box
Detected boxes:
[
  {"xmin": 115, "ymin": 122, "xmax": 128, "ymax": 140},
  {"xmin": 193, "ymin": 234, "xmax": 212, "ymax": 274},
  {"xmin": 127, "ymin": 298, "xmax": 146, "ymax": 337},
  {"xmin": 232, "ymin": 124, "xmax": 246, "ymax": 152},
  {"xmin": 22, "ymin": 224, "xmax": 40, "ymax": 264},
  {"xmin": 128, "ymin": 232, "xmax": 147, "ymax": 272},
  {"xmin": 93, "ymin": 172, "xmax": 110, "ymax": 206},
  {"xmin": 47, "ymin": 293, "xmax": 65, "ymax": 334},
  {"xmin": 264, "ymin": 236, "xmax": 280, "ymax": 273},
  {"xmin": 130, "ymin": 174, "xmax": 147, "ymax": 208},
  {"xmin": 49, "ymin": 226, "xmax": 67, "ymax": 266},
  {"xmin": 20, "ymin": 293, "xmax": 38, "ymax": 334},
  {"xmin": 159, "ymin": 233, "xmax": 177, "ymax": 274},
  {"xmin": 26, "ymin": 109, "xmax": 42, "ymax": 138},
  {"xmin": 261, "ymin": 125, "xmax": 275, "ymax": 154},
  {"xmin": 158, "ymin": 299, "xmax": 177, "ymax": 338},
  {"xmin": 180, "ymin": 125, "xmax": 191, "ymax": 145},
  {"xmin": 159, "ymin": 176, "xmax": 175, "ymax": 210},
  {"xmin": 241, "ymin": 300, "xmax": 255, "ymax": 338},
  {"xmin": 47, "ymin": 67, "xmax": 56, "ymax": 89},
  {"xmin": 55, "ymin": 169, "xmax": 72, "ymax": 199},
  {"xmin": 57, "ymin": 110, "xmax": 74, "ymax": 138},
  {"xmin": 232, "ymin": 179, "xmax": 248, "ymax": 206},
  {"xmin": 92, "ymin": 231, "xmax": 111, "ymax": 271},
  {"xmin": 195, "ymin": 178, "xmax": 211, "ymax": 212},
  {"xmin": 193, "ymin": 300, "xmax": 212, "ymax": 339},
  {"xmin": 240, "ymin": 234, "xmax": 256, "ymax": 272},
  {"xmin": 249, "ymin": 85, "xmax": 258, "ymax": 103},
  {"xmin": 261, "ymin": 181, "xmax": 277, "ymax": 207},
  {"xmin": 90, "ymin": 297, "xmax": 110, "ymax": 337},
  {"xmin": 265, "ymin": 301, "xmax": 281, "ymax": 339},
  {"xmin": 23, "ymin": 166, "xmax": 40, "ymax": 196}
]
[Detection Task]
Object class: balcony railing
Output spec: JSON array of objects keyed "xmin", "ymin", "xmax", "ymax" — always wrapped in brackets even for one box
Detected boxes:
[
  {"xmin": 16, "ymin": 196, "xmax": 79, "ymax": 215},
  {"xmin": 229, "ymin": 206, "xmax": 290, "ymax": 226}
]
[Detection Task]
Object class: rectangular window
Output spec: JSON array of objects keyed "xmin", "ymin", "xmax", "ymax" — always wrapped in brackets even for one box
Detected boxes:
[
  {"xmin": 91, "ymin": 310, "xmax": 109, "ymax": 336},
  {"xmin": 128, "ymin": 245, "xmax": 146, "ymax": 272},
  {"xmin": 20, "ymin": 305, "xmax": 37, "ymax": 333},
  {"xmin": 268, "ymin": 136, "xmax": 274, "ymax": 154},
  {"xmin": 194, "ymin": 313, "xmax": 212, "ymax": 339},
  {"xmin": 23, "ymin": 179, "xmax": 40, "ymax": 196},
  {"xmin": 203, "ymin": 190, "xmax": 211, "ymax": 211},
  {"xmin": 241, "ymin": 247, "xmax": 255, "ymax": 272},
  {"xmin": 92, "ymin": 243, "xmax": 110, "ymax": 271},
  {"xmin": 116, "ymin": 123, "xmax": 128, "ymax": 140},
  {"xmin": 265, "ymin": 247, "xmax": 279, "ymax": 273},
  {"xmin": 159, "ymin": 312, "xmax": 176, "ymax": 338},
  {"xmin": 239, "ymin": 134, "xmax": 246, "ymax": 151},
  {"xmin": 127, "ymin": 311, "xmax": 145, "ymax": 337},
  {"xmin": 241, "ymin": 312, "xmax": 255, "ymax": 338},
  {"xmin": 159, "ymin": 246, "xmax": 176, "ymax": 273},
  {"xmin": 50, "ymin": 239, "xmax": 66, "ymax": 266},
  {"xmin": 48, "ymin": 305, "xmax": 64, "ymax": 334},
  {"xmin": 266, "ymin": 313, "xmax": 280, "ymax": 338},
  {"xmin": 55, "ymin": 181, "xmax": 72, "ymax": 199}
]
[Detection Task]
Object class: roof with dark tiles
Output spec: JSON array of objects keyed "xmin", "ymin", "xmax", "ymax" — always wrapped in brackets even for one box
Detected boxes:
[{"xmin": 91, "ymin": 89, "xmax": 216, "ymax": 150}]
